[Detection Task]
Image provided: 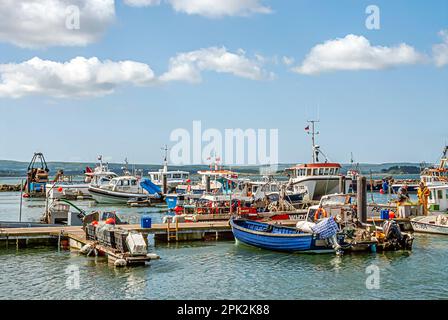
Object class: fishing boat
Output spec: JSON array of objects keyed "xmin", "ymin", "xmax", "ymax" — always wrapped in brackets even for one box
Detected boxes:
[
  {"xmin": 88, "ymin": 176, "xmax": 161, "ymax": 204},
  {"xmin": 421, "ymin": 146, "xmax": 448, "ymax": 187},
  {"xmin": 286, "ymin": 121, "xmax": 349, "ymax": 201},
  {"xmin": 230, "ymin": 218, "xmax": 338, "ymax": 253},
  {"xmin": 411, "ymin": 214, "xmax": 448, "ymax": 235},
  {"xmin": 46, "ymin": 155, "xmax": 118, "ymax": 200},
  {"xmin": 425, "ymin": 184, "xmax": 448, "ymax": 212},
  {"xmin": 147, "ymin": 146, "xmax": 190, "ymax": 192}
]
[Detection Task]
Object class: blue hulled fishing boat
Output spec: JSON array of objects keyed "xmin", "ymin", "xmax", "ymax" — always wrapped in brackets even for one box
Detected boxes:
[{"xmin": 230, "ymin": 219, "xmax": 338, "ymax": 253}]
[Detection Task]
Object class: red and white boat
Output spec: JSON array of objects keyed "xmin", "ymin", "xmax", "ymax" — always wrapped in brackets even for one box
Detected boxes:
[{"xmin": 286, "ymin": 121, "xmax": 346, "ymax": 201}]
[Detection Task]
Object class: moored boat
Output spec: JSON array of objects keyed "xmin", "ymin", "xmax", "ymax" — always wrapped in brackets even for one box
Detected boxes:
[
  {"xmin": 89, "ymin": 176, "xmax": 161, "ymax": 204},
  {"xmin": 411, "ymin": 214, "xmax": 448, "ymax": 235},
  {"xmin": 230, "ymin": 218, "xmax": 338, "ymax": 253}
]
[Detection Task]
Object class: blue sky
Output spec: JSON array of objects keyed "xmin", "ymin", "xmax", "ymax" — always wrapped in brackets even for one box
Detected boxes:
[{"xmin": 0, "ymin": 0, "xmax": 447, "ymax": 165}]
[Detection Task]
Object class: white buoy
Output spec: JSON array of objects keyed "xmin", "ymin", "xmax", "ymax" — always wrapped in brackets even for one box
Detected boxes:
[
  {"xmin": 146, "ymin": 253, "xmax": 160, "ymax": 260},
  {"xmin": 80, "ymin": 244, "xmax": 92, "ymax": 255},
  {"xmin": 114, "ymin": 259, "xmax": 127, "ymax": 267}
]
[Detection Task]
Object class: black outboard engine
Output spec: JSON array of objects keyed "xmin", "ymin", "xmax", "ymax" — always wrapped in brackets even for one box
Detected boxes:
[{"xmin": 382, "ymin": 220, "xmax": 413, "ymax": 250}]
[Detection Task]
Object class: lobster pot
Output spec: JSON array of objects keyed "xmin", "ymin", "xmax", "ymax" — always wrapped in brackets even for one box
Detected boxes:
[
  {"xmin": 96, "ymin": 225, "xmax": 116, "ymax": 248},
  {"xmin": 126, "ymin": 232, "xmax": 147, "ymax": 256},
  {"xmin": 86, "ymin": 224, "xmax": 97, "ymax": 241},
  {"xmin": 114, "ymin": 230, "xmax": 129, "ymax": 253}
]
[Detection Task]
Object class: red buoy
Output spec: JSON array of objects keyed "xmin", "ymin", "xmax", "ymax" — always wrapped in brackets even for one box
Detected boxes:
[
  {"xmin": 58, "ymin": 187, "xmax": 63, "ymax": 193},
  {"xmin": 105, "ymin": 218, "xmax": 115, "ymax": 225}
]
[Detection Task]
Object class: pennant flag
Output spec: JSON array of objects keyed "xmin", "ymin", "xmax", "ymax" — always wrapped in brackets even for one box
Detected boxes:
[{"xmin": 305, "ymin": 125, "xmax": 310, "ymax": 131}]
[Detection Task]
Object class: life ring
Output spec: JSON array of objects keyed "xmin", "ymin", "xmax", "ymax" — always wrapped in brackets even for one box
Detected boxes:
[{"xmin": 314, "ymin": 207, "xmax": 327, "ymax": 221}]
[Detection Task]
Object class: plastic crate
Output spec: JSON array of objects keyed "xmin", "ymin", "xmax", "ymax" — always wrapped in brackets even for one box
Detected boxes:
[
  {"xmin": 114, "ymin": 230, "xmax": 129, "ymax": 253},
  {"xmin": 86, "ymin": 224, "xmax": 97, "ymax": 241}
]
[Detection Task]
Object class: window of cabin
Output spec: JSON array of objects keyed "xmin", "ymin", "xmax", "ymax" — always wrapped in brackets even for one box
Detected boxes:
[
  {"xmin": 329, "ymin": 168, "xmax": 335, "ymax": 175},
  {"xmin": 430, "ymin": 191, "xmax": 434, "ymax": 200},
  {"xmin": 335, "ymin": 168, "xmax": 340, "ymax": 175},
  {"xmin": 173, "ymin": 174, "xmax": 181, "ymax": 179},
  {"xmin": 437, "ymin": 190, "xmax": 443, "ymax": 200},
  {"xmin": 324, "ymin": 168, "xmax": 330, "ymax": 175},
  {"xmin": 319, "ymin": 168, "xmax": 324, "ymax": 175},
  {"xmin": 122, "ymin": 180, "xmax": 129, "ymax": 186},
  {"xmin": 131, "ymin": 180, "xmax": 137, "ymax": 186},
  {"xmin": 307, "ymin": 169, "xmax": 312, "ymax": 176}
]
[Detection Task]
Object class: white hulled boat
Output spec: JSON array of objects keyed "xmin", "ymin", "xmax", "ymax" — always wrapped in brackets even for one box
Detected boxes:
[
  {"xmin": 89, "ymin": 175, "xmax": 155, "ymax": 204},
  {"xmin": 46, "ymin": 156, "xmax": 118, "ymax": 199},
  {"xmin": 148, "ymin": 146, "xmax": 190, "ymax": 192},
  {"xmin": 286, "ymin": 121, "xmax": 345, "ymax": 201}
]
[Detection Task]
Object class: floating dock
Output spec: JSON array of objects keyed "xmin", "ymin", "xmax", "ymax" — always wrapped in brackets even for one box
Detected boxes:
[{"xmin": 0, "ymin": 220, "xmax": 298, "ymax": 248}]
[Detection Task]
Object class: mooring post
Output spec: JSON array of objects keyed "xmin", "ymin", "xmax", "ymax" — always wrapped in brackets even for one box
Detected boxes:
[
  {"xmin": 357, "ymin": 176, "xmax": 367, "ymax": 223},
  {"xmin": 339, "ymin": 176, "xmax": 346, "ymax": 194},
  {"xmin": 19, "ymin": 179, "xmax": 24, "ymax": 222},
  {"xmin": 205, "ymin": 176, "xmax": 211, "ymax": 193},
  {"xmin": 162, "ymin": 173, "xmax": 168, "ymax": 195}
]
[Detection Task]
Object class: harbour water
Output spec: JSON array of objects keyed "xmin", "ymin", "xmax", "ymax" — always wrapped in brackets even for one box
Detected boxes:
[{"xmin": 1, "ymin": 189, "xmax": 446, "ymax": 300}]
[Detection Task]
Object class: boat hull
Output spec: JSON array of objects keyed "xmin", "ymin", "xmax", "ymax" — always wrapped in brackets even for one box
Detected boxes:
[
  {"xmin": 230, "ymin": 219, "xmax": 333, "ymax": 253},
  {"xmin": 411, "ymin": 218, "xmax": 448, "ymax": 235},
  {"xmin": 88, "ymin": 186, "xmax": 150, "ymax": 204},
  {"xmin": 292, "ymin": 176, "xmax": 340, "ymax": 201}
]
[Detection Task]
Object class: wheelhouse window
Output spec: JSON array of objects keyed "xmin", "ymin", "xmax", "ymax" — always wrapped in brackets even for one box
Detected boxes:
[
  {"xmin": 131, "ymin": 180, "xmax": 137, "ymax": 186},
  {"xmin": 313, "ymin": 169, "xmax": 319, "ymax": 175},
  {"xmin": 173, "ymin": 174, "xmax": 181, "ymax": 179}
]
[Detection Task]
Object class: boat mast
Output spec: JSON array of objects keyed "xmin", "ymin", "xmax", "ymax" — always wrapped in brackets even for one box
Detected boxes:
[
  {"xmin": 307, "ymin": 120, "xmax": 320, "ymax": 163},
  {"xmin": 161, "ymin": 145, "xmax": 168, "ymax": 173},
  {"xmin": 439, "ymin": 146, "xmax": 448, "ymax": 169}
]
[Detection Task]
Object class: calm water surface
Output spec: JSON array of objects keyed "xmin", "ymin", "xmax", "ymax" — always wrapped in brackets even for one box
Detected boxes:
[{"xmin": 0, "ymin": 191, "xmax": 445, "ymax": 300}]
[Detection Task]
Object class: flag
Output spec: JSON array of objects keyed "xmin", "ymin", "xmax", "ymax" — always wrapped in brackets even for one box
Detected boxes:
[{"xmin": 305, "ymin": 125, "xmax": 310, "ymax": 131}]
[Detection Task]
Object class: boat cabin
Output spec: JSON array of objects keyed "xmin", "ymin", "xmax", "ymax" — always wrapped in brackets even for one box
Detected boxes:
[
  {"xmin": 428, "ymin": 185, "xmax": 448, "ymax": 211},
  {"xmin": 421, "ymin": 168, "xmax": 448, "ymax": 186},
  {"xmin": 104, "ymin": 176, "xmax": 141, "ymax": 192},
  {"xmin": 148, "ymin": 170, "xmax": 190, "ymax": 185},
  {"xmin": 286, "ymin": 163, "xmax": 342, "ymax": 178}
]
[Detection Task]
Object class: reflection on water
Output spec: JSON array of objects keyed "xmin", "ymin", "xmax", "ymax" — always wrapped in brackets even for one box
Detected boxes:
[{"xmin": 1, "ymin": 235, "xmax": 448, "ymax": 300}]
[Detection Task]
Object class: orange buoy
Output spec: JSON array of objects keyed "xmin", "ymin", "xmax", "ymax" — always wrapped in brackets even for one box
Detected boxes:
[{"xmin": 105, "ymin": 218, "xmax": 115, "ymax": 225}]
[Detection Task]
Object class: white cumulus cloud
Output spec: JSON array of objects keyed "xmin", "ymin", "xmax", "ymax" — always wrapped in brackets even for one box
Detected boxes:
[
  {"xmin": 0, "ymin": 0, "xmax": 115, "ymax": 48},
  {"xmin": 293, "ymin": 34, "xmax": 425, "ymax": 75},
  {"xmin": 0, "ymin": 57, "xmax": 156, "ymax": 98},
  {"xmin": 160, "ymin": 47, "xmax": 274, "ymax": 83},
  {"xmin": 0, "ymin": 49, "xmax": 272, "ymax": 98},
  {"xmin": 123, "ymin": 0, "xmax": 271, "ymax": 18},
  {"xmin": 433, "ymin": 29, "xmax": 448, "ymax": 67}
]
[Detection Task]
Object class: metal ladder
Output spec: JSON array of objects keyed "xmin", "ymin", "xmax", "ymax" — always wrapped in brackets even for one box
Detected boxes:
[{"xmin": 166, "ymin": 219, "xmax": 179, "ymax": 242}]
